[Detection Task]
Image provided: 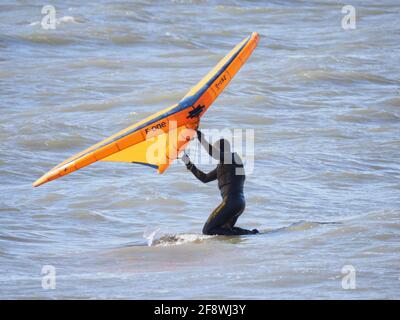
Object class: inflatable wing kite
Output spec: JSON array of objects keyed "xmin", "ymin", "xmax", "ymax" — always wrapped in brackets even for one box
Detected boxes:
[{"xmin": 33, "ymin": 32, "xmax": 259, "ymax": 187}]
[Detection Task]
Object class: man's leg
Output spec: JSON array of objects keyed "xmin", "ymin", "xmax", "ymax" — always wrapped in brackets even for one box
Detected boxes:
[
  {"xmin": 231, "ymin": 227, "xmax": 259, "ymax": 235},
  {"xmin": 224, "ymin": 208, "xmax": 259, "ymax": 235},
  {"xmin": 204, "ymin": 227, "xmax": 242, "ymax": 236},
  {"xmin": 203, "ymin": 201, "xmax": 237, "ymax": 235},
  {"xmin": 203, "ymin": 201, "xmax": 257, "ymax": 235}
]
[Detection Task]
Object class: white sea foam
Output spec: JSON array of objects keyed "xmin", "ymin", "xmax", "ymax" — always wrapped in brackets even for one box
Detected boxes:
[{"xmin": 152, "ymin": 233, "xmax": 215, "ymax": 247}]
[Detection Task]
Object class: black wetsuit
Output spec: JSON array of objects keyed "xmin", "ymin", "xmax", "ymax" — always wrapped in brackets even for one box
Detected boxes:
[{"xmin": 185, "ymin": 132, "xmax": 258, "ymax": 236}]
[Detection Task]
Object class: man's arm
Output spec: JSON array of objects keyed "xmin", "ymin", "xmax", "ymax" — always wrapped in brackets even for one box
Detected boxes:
[
  {"xmin": 188, "ymin": 163, "xmax": 217, "ymax": 183},
  {"xmin": 182, "ymin": 153, "xmax": 217, "ymax": 183},
  {"xmin": 196, "ymin": 130, "xmax": 220, "ymax": 160}
]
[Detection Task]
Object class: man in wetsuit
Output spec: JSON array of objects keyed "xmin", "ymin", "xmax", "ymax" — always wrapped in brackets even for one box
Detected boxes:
[{"xmin": 182, "ymin": 129, "xmax": 259, "ymax": 236}]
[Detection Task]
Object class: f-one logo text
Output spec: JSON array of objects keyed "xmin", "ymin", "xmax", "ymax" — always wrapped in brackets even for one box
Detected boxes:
[
  {"xmin": 215, "ymin": 74, "xmax": 227, "ymax": 90},
  {"xmin": 145, "ymin": 121, "xmax": 167, "ymax": 134}
]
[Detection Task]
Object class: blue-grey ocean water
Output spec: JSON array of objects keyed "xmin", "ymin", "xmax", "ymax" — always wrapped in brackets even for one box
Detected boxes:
[{"xmin": 0, "ymin": 0, "xmax": 399, "ymax": 299}]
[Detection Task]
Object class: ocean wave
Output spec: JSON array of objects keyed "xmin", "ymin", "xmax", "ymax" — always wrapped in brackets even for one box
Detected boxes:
[
  {"xmin": 18, "ymin": 33, "xmax": 76, "ymax": 45},
  {"xmin": 164, "ymin": 31, "xmax": 208, "ymax": 49},
  {"xmin": 62, "ymin": 100, "xmax": 120, "ymax": 113},
  {"xmin": 68, "ymin": 58, "xmax": 124, "ymax": 70},
  {"xmin": 321, "ymin": 210, "xmax": 400, "ymax": 238},
  {"xmin": 299, "ymin": 70, "xmax": 398, "ymax": 85},
  {"xmin": 17, "ymin": 133, "xmax": 90, "ymax": 151},
  {"xmin": 109, "ymin": 33, "xmax": 145, "ymax": 45},
  {"xmin": 0, "ymin": 231, "xmax": 51, "ymax": 243},
  {"xmin": 336, "ymin": 109, "xmax": 400, "ymax": 124},
  {"xmin": 68, "ymin": 209, "xmax": 109, "ymax": 222},
  {"xmin": 384, "ymin": 97, "xmax": 400, "ymax": 107}
]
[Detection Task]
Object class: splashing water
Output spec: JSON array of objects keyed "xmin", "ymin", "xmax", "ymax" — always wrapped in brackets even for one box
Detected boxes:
[{"xmin": 143, "ymin": 227, "xmax": 161, "ymax": 246}]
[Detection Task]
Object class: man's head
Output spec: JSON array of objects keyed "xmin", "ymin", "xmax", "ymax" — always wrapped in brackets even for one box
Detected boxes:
[
  {"xmin": 213, "ymin": 139, "xmax": 231, "ymax": 153},
  {"xmin": 213, "ymin": 138, "xmax": 231, "ymax": 162}
]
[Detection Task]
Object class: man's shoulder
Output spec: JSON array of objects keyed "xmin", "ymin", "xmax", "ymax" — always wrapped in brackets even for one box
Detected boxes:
[{"xmin": 232, "ymin": 152, "xmax": 243, "ymax": 165}]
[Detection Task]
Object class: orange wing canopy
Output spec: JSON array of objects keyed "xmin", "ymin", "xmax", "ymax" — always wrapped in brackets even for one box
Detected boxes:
[{"xmin": 33, "ymin": 32, "xmax": 259, "ymax": 187}]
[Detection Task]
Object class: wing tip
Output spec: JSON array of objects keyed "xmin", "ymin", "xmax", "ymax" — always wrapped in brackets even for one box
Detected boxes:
[
  {"xmin": 32, "ymin": 175, "xmax": 49, "ymax": 188},
  {"xmin": 32, "ymin": 178, "xmax": 45, "ymax": 188},
  {"xmin": 251, "ymin": 32, "xmax": 259, "ymax": 43}
]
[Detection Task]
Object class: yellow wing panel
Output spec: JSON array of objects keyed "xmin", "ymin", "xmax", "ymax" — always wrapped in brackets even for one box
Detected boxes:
[
  {"xmin": 102, "ymin": 134, "xmax": 166, "ymax": 168},
  {"xmin": 102, "ymin": 124, "xmax": 195, "ymax": 174},
  {"xmin": 51, "ymin": 103, "xmax": 179, "ymax": 172}
]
